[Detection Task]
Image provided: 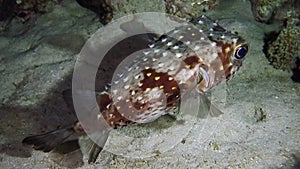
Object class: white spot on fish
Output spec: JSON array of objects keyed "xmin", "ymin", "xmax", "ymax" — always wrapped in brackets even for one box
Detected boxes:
[
  {"xmin": 185, "ymin": 41, "xmax": 191, "ymax": 45},
  {"xmin": 149, "ymin": 43, "xmax": 155, "ymax": 48},
  {"xmin": 154, "ymin": 76, "xmax": 160, "ymax": 81},
  {"xmin": 154, "ymin": 49, "xmax": 160, "ymax": 53},
  {"xmin": 124, "ymin": 85, "xmax": 130, "ymax": 90},
  {"xmin": 123, "ymin": 76, "xmax": 129, "ymax": 82},
  {"xmin": 169, "ymin": 66, "xmax": 175, "ymax": 71},
  {"xmin": 176, "ymin": 53, "xmax": 183, "ymax": 58},
  {"xmin": 161, "ymin": 37, "xmax": 167, "ymax": 42},
  {"xmin": 233, "ymin": 38, "xmax": 239, "ymax": 44},
  {"xmin": 143, "ymin": 51, "xmax": 150, "ymax": 55},
  {"xmin": 135, "ymin": 74, "xmax": 141, "ymax": 79},
  {"xmin": 167, "ymin": 42, "xmax": 173, "ymax": 46},
  {"xmin": 158, "ymin": 63, "xmax": 165, "ymax": 67},
  {"xmin": 194, "ymin": 45, "xmax": 200, "ymax": 51},
  {"xmin": 146, "ymin": 72, "xmax": 152, "ymax": 77},
  {"xmin": 162, "ymin": 52, "xmax": 168, "ymax": 57},
  {"xmin": 173, "ymin": 45, "xmax": 179, "ymax": 50},
  {"xmin": 117, "ymin": 73, "xmax": 123, "ymax": 78}
]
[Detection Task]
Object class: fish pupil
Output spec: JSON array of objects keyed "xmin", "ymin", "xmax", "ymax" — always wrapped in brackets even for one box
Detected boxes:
[{"xmin": 235, "ymin": 45, "xmax": 248, "ymax": 59}]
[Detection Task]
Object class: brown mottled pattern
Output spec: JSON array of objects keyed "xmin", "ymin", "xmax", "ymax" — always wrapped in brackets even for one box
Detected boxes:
[
  {"xmin": 216, "ymin": 42, "xmax": 235, "ymax": 81},
  {"xmin": 183, "ymin": 55, "xmax": 201, "ymax": 69},
  {"xmin": 97, "ymin": 93, "xmax": 133, "ymax": 128},
  {"xmin": 139, "ymin": 68, "xmax": 180, "ymax": 107},
  {"xmin": 97, "ymin": 15, "xmax": 248, "ymax": 126}
]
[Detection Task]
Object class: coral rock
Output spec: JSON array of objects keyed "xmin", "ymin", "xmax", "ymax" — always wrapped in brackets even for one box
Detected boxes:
[{"xmin": 263, "ymin": 19, "xmax": 300, "ymax": 71}]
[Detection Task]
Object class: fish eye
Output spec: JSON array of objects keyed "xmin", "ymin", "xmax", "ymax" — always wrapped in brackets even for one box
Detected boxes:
[{"xmin": 234, "ymin": 44, "xmax": 248, "ymax": 60}]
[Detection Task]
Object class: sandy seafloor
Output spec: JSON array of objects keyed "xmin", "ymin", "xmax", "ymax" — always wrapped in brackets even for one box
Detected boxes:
[{"xmin": 0, "ymin": 0, "xmax": 299, "ymax": 168}]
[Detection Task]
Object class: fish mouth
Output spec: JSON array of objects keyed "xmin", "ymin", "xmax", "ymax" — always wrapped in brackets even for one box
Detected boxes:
[{"xmin": 199, "ymin": 67, "xmax": 210, "ymax": 88}]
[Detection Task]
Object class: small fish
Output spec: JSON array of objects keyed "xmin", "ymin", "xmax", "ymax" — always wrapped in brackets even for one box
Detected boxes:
[{"xmin": 22, "ymin": 15, "xmax": 248, "ymax": 163}]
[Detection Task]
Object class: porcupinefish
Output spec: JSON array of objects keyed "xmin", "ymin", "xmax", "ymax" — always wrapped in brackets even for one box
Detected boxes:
[{"xmin": 22, "ymin": 15, "xmax": 249, "ymax": 163}]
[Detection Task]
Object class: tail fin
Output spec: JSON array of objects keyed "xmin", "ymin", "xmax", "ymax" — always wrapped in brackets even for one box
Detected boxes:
[{"xmin": 22, "ymin": 127, "xmax": 75, "ymax": 152}]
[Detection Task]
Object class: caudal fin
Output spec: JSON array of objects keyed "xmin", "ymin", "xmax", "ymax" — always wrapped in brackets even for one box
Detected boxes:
[{"xmin": 22, "ymin": 127, "xmax": 75, "ymax": 152}]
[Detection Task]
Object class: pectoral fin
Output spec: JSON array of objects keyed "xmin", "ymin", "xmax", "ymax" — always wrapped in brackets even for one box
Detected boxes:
[{"xmin": 198, "ymin": 93, "xmax": 223, "ymax": 119}]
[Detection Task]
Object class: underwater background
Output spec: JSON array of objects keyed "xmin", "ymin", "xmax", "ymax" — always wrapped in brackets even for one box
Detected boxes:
[{"xmin": 0, "ymin": 0, "xmax": 299, "ymax": 168}]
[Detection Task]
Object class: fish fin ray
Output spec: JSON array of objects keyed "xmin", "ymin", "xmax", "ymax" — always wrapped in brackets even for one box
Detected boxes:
[
  {"xmin": 208, "ymin": 103, "xmax": 224, "ymax": 117},
  {"xmin": 198, "ymin": 93, "xmax": 223, "ymax": 118}
]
